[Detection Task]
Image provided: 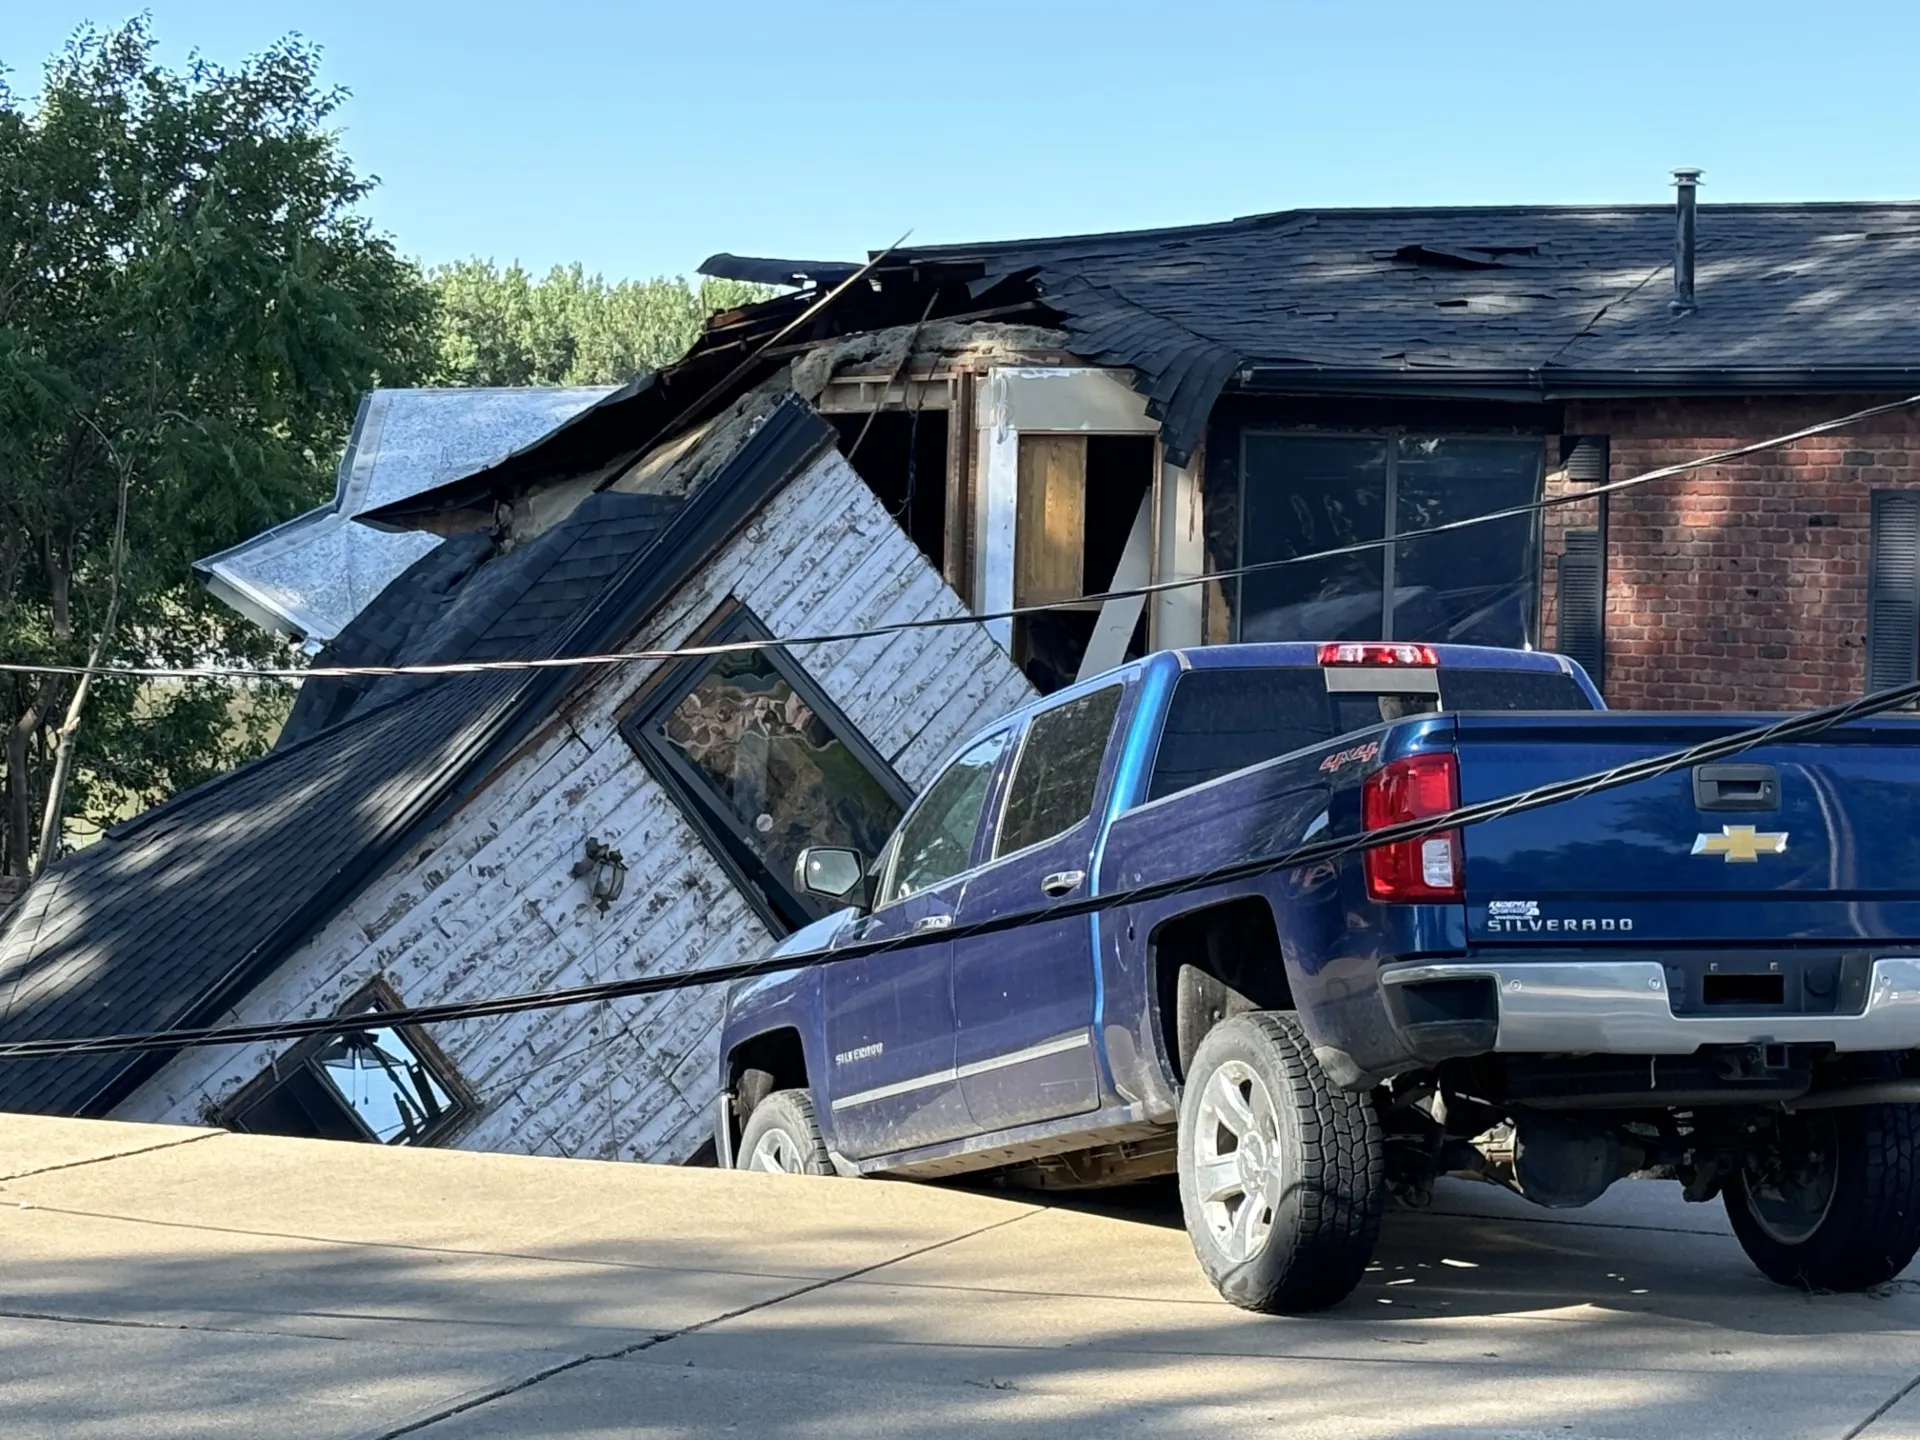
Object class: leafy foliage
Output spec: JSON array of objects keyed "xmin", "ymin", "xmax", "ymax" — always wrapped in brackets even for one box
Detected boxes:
[
  {"xmin": 0, "ymin": 21, "xmax": 434, "ymax": 875},
  {"xmin": 0, "ymin": 22, "xmax": 776, "ymax": 879},
  {"xmin": 427, "ymin": 260, "xmax": 769, "ymax": 387}
]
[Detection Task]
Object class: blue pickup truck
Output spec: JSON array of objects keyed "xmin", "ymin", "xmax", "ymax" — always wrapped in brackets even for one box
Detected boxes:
[{"xmin": 714, "ymin": 641, "xmax": 1920, "ymax": 1312}]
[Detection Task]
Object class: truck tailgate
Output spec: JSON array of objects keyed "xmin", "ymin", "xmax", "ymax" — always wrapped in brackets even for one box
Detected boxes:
[{"xmin": 1454, "ymin": 712, "xmax": 1920, "ymax": 945}]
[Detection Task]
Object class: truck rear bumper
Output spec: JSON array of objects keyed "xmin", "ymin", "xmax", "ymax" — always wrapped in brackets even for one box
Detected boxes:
[{"xmin": 1381, "ymin": 955, "xmax": 1920, "ymax": 1056}]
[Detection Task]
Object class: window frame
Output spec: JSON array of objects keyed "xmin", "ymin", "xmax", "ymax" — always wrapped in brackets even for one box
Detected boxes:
[
  {"xmin": 217, "ymin": 977, "xmax": 474, "ymax": 1147},
  {"xmin": 875, "ymin": 725, "xmax": 1016, "ymax": 908},
  {"xmin": 619, "ymin": 604, "xmax": 914, "ymax": 935},
  {"xmin": 1235, "ymin": 427, "xmax": 1545, "ymax": 646},
  {"xmin": 990, "ymin": 682, "xmax": 1127, "ymax": 863}
]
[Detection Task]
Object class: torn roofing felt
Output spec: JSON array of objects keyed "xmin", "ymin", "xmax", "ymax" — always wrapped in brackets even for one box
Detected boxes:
[{"xmin": 0, "ymin": 396, "xmax": 836, "ymax": 1117}]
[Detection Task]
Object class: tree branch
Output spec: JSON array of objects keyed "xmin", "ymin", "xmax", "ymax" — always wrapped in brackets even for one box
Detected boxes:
[{"xmin": 31, "ymin": 415, "xmax": 133, "ymax": 878}]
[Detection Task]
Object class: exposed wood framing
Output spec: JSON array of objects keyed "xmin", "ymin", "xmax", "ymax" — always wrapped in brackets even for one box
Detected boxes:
[
  {"xmin": 944, "ymin": 371, "xmax": 976, "ymax": 601},
  {"xmin": 1014, "ymin": 435, "xmax": 1088, "ymax": 606},
  {"xmin": 974, "ymin": 367, "xmax": 1164, "ymax": 651},
  {"xmin": 813, "ymin": 373, "xmax": 952, "ymax": 414},
  {"xmin": 1151, "ymin": 441, "xmax": 1206, "ymax": 651}
]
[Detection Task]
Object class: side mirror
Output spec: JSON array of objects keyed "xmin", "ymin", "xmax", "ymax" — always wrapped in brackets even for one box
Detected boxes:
[{"xmin": 794, "ymin": 846, "xmax": 873, "ymax": 912}]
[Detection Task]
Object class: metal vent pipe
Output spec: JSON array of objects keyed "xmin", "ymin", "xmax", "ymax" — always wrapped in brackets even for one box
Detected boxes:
[{"xmin": 1671, "ymin": 168, "xmax": 1702, "ymax": 315}]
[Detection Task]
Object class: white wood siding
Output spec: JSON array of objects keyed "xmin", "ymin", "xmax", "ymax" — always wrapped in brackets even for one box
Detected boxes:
[{"xmin": 115, "ymin": 448, "xmax": 1034, "ymax": 1163}]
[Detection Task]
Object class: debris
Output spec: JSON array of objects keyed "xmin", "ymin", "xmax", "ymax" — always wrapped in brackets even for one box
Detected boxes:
[{"xmin": 789, "ymin": 320, "xmax": 1068, "ymax": 400}]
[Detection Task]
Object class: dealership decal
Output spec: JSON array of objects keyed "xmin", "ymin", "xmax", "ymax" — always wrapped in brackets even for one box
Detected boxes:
[{"xmin": 1485, "ymin": 900, "xmax": 1633, "ymax": 933}]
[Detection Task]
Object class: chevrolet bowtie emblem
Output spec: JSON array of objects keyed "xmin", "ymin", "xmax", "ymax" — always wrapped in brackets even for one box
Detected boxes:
[{"xmin": 1692, "ymin": 825, "xmax": 1789, "ymax": 863}]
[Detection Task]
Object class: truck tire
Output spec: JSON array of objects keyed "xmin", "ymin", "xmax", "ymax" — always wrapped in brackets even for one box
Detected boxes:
[
  {"xmin": 1725, "ymin": 1101, "xmax": 1920, "ymax": 1290},
  {"xmin": 735, "ymin": 1089, "xmax": 834, "ymax": 1177},
  {"xmin": 1176, "ymin": 1012, "xmax": 1385, "ymax": 1313}
]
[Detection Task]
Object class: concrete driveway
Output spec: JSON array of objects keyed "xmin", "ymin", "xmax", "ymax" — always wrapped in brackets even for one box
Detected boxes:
[{"xmin": 2, "ymin": 1115, "xmax": 1919, "ymax": 1438}]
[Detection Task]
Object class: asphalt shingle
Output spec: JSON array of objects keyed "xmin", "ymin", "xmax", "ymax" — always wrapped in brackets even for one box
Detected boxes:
[{"xmin": 888, "ymin": 202, "xmax": 1920, "ymax": 461}]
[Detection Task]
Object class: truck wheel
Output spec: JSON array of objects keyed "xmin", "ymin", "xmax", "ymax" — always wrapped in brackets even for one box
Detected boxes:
[
  {"xmin": 1176, "ymin": 1012, "xmax": 1385, "ymax": 1313},
  {"xmin": 735, "ymin": 1089, "xmax": 834, "ymax": 1176},
  {"xmin": 1725, "ymin": 1102, "xmax": 1920, "ymax": 1290}
]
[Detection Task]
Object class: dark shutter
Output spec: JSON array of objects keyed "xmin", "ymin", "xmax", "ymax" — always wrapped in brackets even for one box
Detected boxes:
[
  {"xmin": 1868, "ymin": 490, "xmax": 1920, "ymax": 693},
  {"xmin": 1560, "ymin": 435, "xmax": 1610, "ymax": 484},
  {"xmin": 1557, "ymin": 528, "xmax": 1605, "ymax": 685}
]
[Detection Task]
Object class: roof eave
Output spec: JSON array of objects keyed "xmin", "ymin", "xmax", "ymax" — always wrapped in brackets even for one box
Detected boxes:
[{"xmin": 1234, "ymin": 365, "xmax": 1920, "ymax": 401}]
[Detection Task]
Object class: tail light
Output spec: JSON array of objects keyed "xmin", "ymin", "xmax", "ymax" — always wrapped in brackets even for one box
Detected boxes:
[
  {"xmin": 1361, "ymin": 752, "xmax": 1462, "ymax": 902},
  {"xmin": 1318, "ymin": 642, "xmax": 1438, "ymax": 667}
]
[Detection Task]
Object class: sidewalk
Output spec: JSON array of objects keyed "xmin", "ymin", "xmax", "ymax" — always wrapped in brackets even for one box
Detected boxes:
[{"xmin": 3, "ymin": 1114, "xmax": 1920, "ymax": 1438}]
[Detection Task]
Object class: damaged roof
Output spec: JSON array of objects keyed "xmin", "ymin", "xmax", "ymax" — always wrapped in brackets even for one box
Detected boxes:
[
  {"xmin": 0, "ymin": 397, "xmax": 835, "ymax": 1117},
  {"xmin": 717, "ymin": 201, "xmax": 1920, "ymax": 463},
  {"xmin": 364, "ymin": 200, "xmax": 1920, "ymax": 526}
]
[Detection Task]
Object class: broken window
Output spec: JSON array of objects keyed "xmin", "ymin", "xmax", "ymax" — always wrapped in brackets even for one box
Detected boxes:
[
  {"xmin": 222, "ymin": 983, "xmax": 470, "ymax": 1146},
  {"xmin": 623, "ymin": 605, "xmax": 912, "ymax": 933},
  {"xmin": 1237, "ymin": 434, "xmax": 1541, "ymax": 648}
]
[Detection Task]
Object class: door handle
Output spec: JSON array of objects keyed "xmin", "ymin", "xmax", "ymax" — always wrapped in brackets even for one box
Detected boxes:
[
  {"xmin": 1693, "ymin": 763, "xmax": 1780, "ymax": 812},
  {"xmin": 1041, "ymin": 870, "xmax": 1086, "ymax": 898},
  {"xmin": 912, "ymin": 914, "xmax": 953, "ymax": 934}
]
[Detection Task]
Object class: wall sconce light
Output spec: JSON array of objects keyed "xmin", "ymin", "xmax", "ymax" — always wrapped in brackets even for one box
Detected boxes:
[{"xmin": 572, "ymin": 836, "xmax": 627, "ymax": 914}]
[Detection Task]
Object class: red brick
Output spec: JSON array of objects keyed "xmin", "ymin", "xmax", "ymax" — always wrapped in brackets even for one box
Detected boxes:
[{"xmin": 1540, "ymin": 396, "xmax": 1920, "ymax": 710}]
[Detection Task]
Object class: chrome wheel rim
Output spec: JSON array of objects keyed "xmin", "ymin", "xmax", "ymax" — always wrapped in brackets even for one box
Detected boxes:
[
  {"xmin": 1744, "ymin": 1116, "xmax": 1839, "ymax": 1245},
  {"xmin": 1191, "ymin": 1059, "xmax": 1283, "ymax": 1264},
  {"xmin": 748, "ymin": 1127, "xmax": 804, "ymax": 1174}
]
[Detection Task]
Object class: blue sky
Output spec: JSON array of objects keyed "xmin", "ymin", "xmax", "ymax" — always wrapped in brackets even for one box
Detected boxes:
[{"xmin": 13, "ymin": 2, "xmax": 1920, "ymax": 282}]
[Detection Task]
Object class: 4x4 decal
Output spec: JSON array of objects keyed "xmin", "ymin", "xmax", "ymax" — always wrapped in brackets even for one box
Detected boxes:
[{"xmin": 1319, "ymin": 741, "xmax": 1381, "ymax": 774}]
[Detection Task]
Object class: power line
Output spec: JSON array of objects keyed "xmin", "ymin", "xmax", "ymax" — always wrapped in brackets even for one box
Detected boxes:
[
  {"xmin": 5, "ymin": 392, "xmax": 1917, "ymax": 687},
  {"xmin": 4, "ymin": 672, "xmax": 1915, "ymax": 1064}
]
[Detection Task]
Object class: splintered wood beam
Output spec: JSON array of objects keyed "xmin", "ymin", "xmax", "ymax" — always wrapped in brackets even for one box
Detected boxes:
[
  {"xmin": 944, "ymin": 372, "xmax": 975, "ymax": 602},
  {"xmin": 1077, "ymin": 490, "xmax": 1153, "ymax": 683},
  {"xmin": 1014, "ymin": 434, "xmax": 1087, "ymax": 607}
]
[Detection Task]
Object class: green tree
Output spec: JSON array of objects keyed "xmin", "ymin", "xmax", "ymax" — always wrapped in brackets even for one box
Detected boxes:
[
  {"xmin": 428, "ymin": 259, "xmax": 769, "ymax": 387},
  {"xmin": 0, "ymin": 21, "xmax": 434, "ymax": 877}
]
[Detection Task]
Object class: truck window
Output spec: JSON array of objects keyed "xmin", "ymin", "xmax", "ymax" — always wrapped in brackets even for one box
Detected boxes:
[
  {"xmin": 1147, "ymin": 666, "xmax": 1593, "ymax": 801},
  {"xmin": 882, "ymin": 730, "xmax": 1011, "ymax": 903},
  {"xmin": 1437, "ymin": 668, "xmax": 1594, "ymax": 712},
  {"xmin": 995, "ymin": 685, "xmax": 1123, "ymax": 857},
  {"xmin": 1149, "ymin": 669, "xmax": 1334, "ymax": 802}
]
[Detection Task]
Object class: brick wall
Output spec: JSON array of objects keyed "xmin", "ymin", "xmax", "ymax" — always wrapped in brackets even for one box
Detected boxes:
[{"xmin": 1540, "ymin": 396, "xmax": 1920, "ymax": 710}]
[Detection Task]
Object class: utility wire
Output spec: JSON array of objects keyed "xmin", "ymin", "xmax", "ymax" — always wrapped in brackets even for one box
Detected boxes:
[
  {"xmin": 6, "ymin": 392, "xmax": 1918, "ymax": 687},
  {"xmin": 5, "ymin": 673, "xmax": 1917, "ymax": 1064}
]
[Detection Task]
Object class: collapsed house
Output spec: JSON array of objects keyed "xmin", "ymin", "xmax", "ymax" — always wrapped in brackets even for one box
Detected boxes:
[
  {"xmin": 5, "ymin": 179, "xmax": 1920, "ymax": 1161},
  {"xmin": 0, "ymin": 392, "xmax": 1029, "ymax": 1161}
]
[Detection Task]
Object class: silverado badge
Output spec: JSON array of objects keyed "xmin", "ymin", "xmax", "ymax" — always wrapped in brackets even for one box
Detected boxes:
[{"xmin": 1692, "ymin": 825, "xmax": 1789, "ymax": 863}]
